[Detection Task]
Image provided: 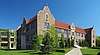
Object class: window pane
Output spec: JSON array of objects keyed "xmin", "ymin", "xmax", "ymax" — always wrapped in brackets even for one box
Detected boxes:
[
  {"xmin": 11, "ymin": 38, "xmax": 14, "ymax": 41},
  {"xmin": 1, "ymin": 38, "xmax": 8, "ymax": 41},
  {"xmin": 10, "ymin": 33, "xmax": 14, "ymax": 36},
  {"xmin": 1, "ymin": 32, "xmax": 7, "ymax": 36},
  {"xmin": 1, "ymin": 43, "xmax": 8, "ymax": 46},
  {"xmin": 11, "ymin": 43, "xmax": 13, "ymax": 48}
]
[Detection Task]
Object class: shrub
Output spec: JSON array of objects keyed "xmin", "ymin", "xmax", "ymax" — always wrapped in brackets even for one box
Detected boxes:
[{"xmin": 41, "ymin": 32, "xmax": 51, "ymax": 53}]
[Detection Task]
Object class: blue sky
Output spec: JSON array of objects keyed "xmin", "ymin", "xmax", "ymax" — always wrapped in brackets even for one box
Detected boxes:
[{"xmin": 0, "ymin": 0, "xmax": 100, "ymax": 36}]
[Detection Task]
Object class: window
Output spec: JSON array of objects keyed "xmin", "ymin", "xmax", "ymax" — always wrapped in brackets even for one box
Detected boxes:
[
  {"xmin": 31, "ymin": 23, "xmax": 35, "ymax": 30},
  {"xmin": 64, "ymin": 30, "xmax": 67, "ymax": 33},
  {"xmin": 93, "ymin": 34, "xmax": 95, "ymax": 38},
  {"xmin": 47, "ymin": 23, "xmax": 50, "ymax": 29},
  {"xmin": 1, "ymin": 43, "xmax": 8, "ymax": 46},
  {"xmin": 81, "ymin": 34, "xmax": 84, "ymax": 37},
  {"xmin": 45, "ymin": 14, "xmax": 48, "ymax": 21},
  {"xmin": 44, "ymin": 22, "xmax": 50, "ymax": 29},
  {"xmin": 10, "ymin": 32, "xmax": 14, "ymax": 36},
  {"xmin": 1, "ymin": 32, "xmax": 7, "ymax": 36},
  {"xmin": 11, "ymin": 38, "xmax": 14, "ymax": 41},
  {"xmin": 1, "ymin": 38, "xmax": 8, "ymax": 41},
  {"xmin": 72, "ymin": 32, "xmax": 74, "ymax": 35},
  {"xmin": 68, "ymin": 30, "xmax": 71, "ymax": 35},
  {"xmin": 11, "ymin": 43, "xmax": 13, "ymax": 48},
  {"xmin": 78, "ymin": 33, "xmax": 80, "ymax": 36},
  {"xmin": 46, "ymin": 15, "xmax": 48, "ymax": 21},
  {"xmin": 76, "ymin": 33, "xmax": 78, "ymax": 36},
  {"xmin": 56, "ymin": 28, "xmax": 62, "ymax": 33},
  {"xmin": 93, "ymin": 40, "xmax": 94, "ymax": 43},
  {"xmin": 44, "ymin": 22, "xmax": 46, "ymax": 26}
]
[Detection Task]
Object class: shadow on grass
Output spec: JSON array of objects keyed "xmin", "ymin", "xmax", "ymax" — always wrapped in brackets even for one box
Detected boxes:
[
  {"xmin": 21, "ymin": 49, "xmax": 65, "ymax": 55},
  {"xmin": 21, "ymin": 51, "xmax": 52, "ymax": 55},
  {"xmin": 31, "ymin": 52, "xmax": 52, "ymax": 55},
  {"xmin": 97, "ymin": 52, "xmax": 100, "ymax": 55},
  {"xmin": 83, "ymin": 54, "xmax": 93, "ymax": 55},
  {"xmin": 56, "ymin": 49, "xmax": 65, "ymax": 53},
  {"xmin": 0, "ymin": 49, "xmax": 34, "ymax": 53},
  {"xmin": 91, "ymin": 47, "xmax": 100, "ymax": 49},
  {"xmin": 0, "ymin": 49, "xmax": 32, "ymax": 51}
]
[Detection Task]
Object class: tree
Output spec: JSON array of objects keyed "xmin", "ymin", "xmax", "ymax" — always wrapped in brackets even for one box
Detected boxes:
[
  {"xmin": 41, "ymin": 32, "xmax": 51, "ymax": 53},
  {"xmin": 79, "ymin": 39, "xmax": 89, "ymax": 47},
  {"xmin": 59, "ymin": 34, "xmax": 65, "ymax": 48},
  {"xmin": 32, "ymin": 33, "xmax": 38, "ymax": 51},
  {"xmin": 49, "ymin": 26, "xmax": 58, "ymax": 48},
  {"xmin": 71, "ymin": 39, "xmax": 74, "ymax": 47},
  {"xmin": 32, "ymin": 33, "xmax": 43, "ymax": 51},
  {"xmin": 96, "ymin": 37, "xmax": 100, "ymax": 47},
  {"xmin": 79, "ymin": 39, "xmax": 82, "ymax": 46},
  {"xmin": 65, "ymin": 38, "xmax": 71, "ymax": 48},
  {"xmin": 84, "ymin": 40, "xmax": 89, "ymax": 47},
  {"xmin": 65, "ymin": 39, "xmax": 67, "ymax": 48},
  {"xmin": 37, "ymin": 35, "xmax": 43, "ymax": 49}
]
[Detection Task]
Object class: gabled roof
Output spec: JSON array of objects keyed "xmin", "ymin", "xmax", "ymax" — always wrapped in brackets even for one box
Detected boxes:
[
  {"xmin": 26, "ymin": 15, "xmax": 37, "ymax": 25},
  {"xmin": 55, "ymin": 20, "xmax": 70, "ymax": 30},
  {"xmin": 26, "ymin": 19, "xmax": 32, "ymax": 25}
]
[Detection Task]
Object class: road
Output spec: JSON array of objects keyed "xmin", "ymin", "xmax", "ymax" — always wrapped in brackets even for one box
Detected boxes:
[{"xmin": 65, "ymin": 48, "xmax": 82, "ymax": 55}]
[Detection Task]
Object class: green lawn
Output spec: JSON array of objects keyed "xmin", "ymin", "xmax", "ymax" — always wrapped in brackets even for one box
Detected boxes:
[
  {"xmin": 0, "ymin": 49, "xmax": 65, "ymax": 55},
  {"xmin": 0, "ymin": 48, "xmax": 72, "ymax": 55},
  {"xmin": 81, "ymin": 48, "xmax": 100, "ymax": 55},
  {"xmin": 65, "ymin": 48, "xmax": 72, "ymax": 53},
  {"xmin": 50, "ymin": 51, "xmax": 64, "ymax": 55},
  {"xmin": 0, "ymin": 50, "xmax": 33, "ymax": 55}
]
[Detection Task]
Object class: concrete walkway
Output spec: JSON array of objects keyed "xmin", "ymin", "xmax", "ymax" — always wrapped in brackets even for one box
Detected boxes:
[{"xmin": 65, "ymin": 48, "xmax": 82, "ymax": 55}]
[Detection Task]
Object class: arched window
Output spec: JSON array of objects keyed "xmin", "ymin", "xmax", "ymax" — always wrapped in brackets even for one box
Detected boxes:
[
  {"xmin": 45, "ymin": 13, "xmax": 49, "ymax": 21},
  {"xmin": 93, "ymin": 40, "xmax": 94, "ymax": 43}
]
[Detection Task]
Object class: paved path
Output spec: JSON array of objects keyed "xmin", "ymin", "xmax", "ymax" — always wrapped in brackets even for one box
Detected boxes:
[{"xmin": 65, "ymin": 48, "xmax": 82, "ymax": 55}]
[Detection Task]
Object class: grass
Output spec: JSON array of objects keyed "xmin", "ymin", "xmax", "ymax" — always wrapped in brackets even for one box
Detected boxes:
[
  {"xmin": 65, "ymin": 48, "xmax": 72, "ymax": 53},
  {"xmin": 0, "ymin": 48, "xmax": 72, "ymax": 55},
  {"xmin": 81, "ymin": 48, "xmax": 100, "ymax": 55},
  {"xmin": 49, "ymin": 51, "xmax": 64, "ymax": 55},
  {"xmin": 0, "ymin": 49, "xmax": 65, "ymax": 55},
  {"xmin": 0, "ymin": 50, "xmax": 33, "ymax": 55}
]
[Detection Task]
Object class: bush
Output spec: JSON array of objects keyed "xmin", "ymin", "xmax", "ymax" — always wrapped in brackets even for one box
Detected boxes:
[
  {"xmin": 96, "ymin": 38, "xmax": 100, "ymax": 47},
  {"xmin": 79, "ymin": 40, "xmax": 89, "ymax": 47},
  {"xmin": 71, "ymin": 39, "xmax": 74, "ymax": 47},
  {"xmin": 59, "ymin": 35, "xmax": 65, "ymax": 48}
]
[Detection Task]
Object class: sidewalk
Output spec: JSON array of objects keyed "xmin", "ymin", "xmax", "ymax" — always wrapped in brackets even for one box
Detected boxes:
[{"xmin": 65, "ymin": 48, "xmax": 82, "ymax": 55}]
